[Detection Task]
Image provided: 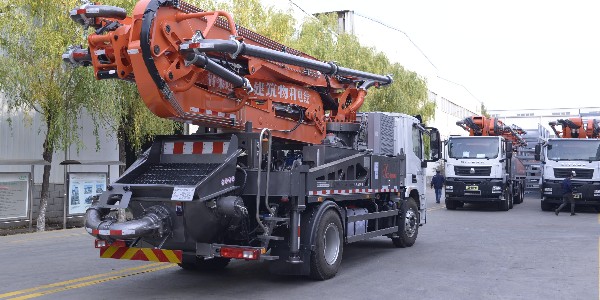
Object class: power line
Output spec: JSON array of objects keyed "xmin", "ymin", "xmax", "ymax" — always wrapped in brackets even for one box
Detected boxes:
[
  {"xmin": 353, "ymin": 12, "xmax": 438, "ymax": 71},
  {"xmin": 288, "ymin": 0, "xmax": 315, "ymax": 20},
  {"xmin": 286, "ymin": 0, "xmax": 482, "ymax": 104},
  {"xmin": 437, "ymin": 76, "xmax": 482, "ymax": 104},
  {"xmin": 288, "ymin": 0, "xmax": 436, "ymax": 71},
  {"xmin": 288, "ymin": 0, "xmax": 339, "ymax": 37}
]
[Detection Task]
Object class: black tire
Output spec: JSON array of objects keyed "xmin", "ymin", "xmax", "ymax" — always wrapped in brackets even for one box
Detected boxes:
[
  {"xmin": 456, "ymin": 201, "xmax": 464, "ymax": 208},
  {"xmin": 499, "ymin": 199, "xmax": 509, "ymax": 211},
  {"xmin": 392, "ymin": 197, "xmax": 419, "ymax": 248},
  {"xmin": 540, "ymin": 200, "xmax": 553, "ymax": 211},
  {"xmin": 509, "ymin": 192, "xmax": 514, "ymax": 209},
  {"xmin": 498, "ymin": 188, "xmax": 510, "ymax": 211},
  {"xmin": 445, "ymin": 199, "xmax": 457, "ymax": 210},
  {"xmin": 514, "ymin": 184, "xmax": 524, "ymax": 204},
  {"xmin": 178, "ymin": 256, "xmax": 231, "ymax": 271},
  {"xmin": 309, "ymin": 209, "xmax": 344, "ymax": 280}
]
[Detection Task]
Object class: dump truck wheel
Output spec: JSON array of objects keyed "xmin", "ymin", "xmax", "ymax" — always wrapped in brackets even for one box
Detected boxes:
[
  {"xmin": 178, "ymin": 257, "xmax": 230, "ymax": 271},
  {"xmin": 514, "ymin": 184, "xmax": 524, "ymax": 204},
  {"xmin": 309, "ymin": 209, "xmax": 343, "ymax": 280},
  {"xmin": 540, "ymin": 200, "xmax": 553, "ymax": 211},
  {"xmin": 499, "ymin": 198, "xmax": 510, "ymax": 211},
  {"xmin": 445, "ymin": 199, "xmax": 457, "ymax": 210},
  {"xmin": 392, "ymin": 197, "xmax": 419, "ymax": 248}
]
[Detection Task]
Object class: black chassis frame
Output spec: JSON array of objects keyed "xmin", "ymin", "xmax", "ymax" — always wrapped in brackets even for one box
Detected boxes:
[{"xmin": 99, "ymin": 132, "xmax": 412, "ymax": 276}]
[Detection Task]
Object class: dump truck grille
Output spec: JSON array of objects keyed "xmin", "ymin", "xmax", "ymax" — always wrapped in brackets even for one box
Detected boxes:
[
  {"xmin": 454, "ymin": 166, "xmax": 491, "ymax": 176},
  {"xmin": 553, "ymin": 168, "xmax": 594, "ymax": 179},
  {"xmin": 131, "ymin": 163, "xmax": 220, "ymax": 185}
]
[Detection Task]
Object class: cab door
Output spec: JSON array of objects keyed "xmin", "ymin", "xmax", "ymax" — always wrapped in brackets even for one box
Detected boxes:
[{"xmin": 408, "ymin": 122, "xmax": 427, "ymax": 224}]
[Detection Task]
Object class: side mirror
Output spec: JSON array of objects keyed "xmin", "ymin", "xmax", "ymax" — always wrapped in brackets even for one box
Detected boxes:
[{"xmin": 426, "ymin": 127, "xmax": 441, "ymax": 162}]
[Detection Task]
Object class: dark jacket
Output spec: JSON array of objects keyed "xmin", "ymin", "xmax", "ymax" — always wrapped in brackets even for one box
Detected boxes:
[
  {"xmin": 431, "ymin": 174, "xmax": 445, "ymax": 189},
  {"xmin": 561, "ymin": 177, "xmax": 573, "ymax": 195}
]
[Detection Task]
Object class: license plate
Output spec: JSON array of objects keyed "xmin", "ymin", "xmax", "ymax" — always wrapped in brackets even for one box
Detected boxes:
[
  {"xmin": 466, "ymin": 185, "xmax": 478, "ymax": 191},
  {"xmin": 574, "ymin": 193, "xmax": 582, "ymax": 199}
]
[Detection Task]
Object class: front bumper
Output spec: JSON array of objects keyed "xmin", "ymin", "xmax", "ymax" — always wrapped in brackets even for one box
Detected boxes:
[
  {"xmin": 445, "ymin": 179, "xmax": 504, "ymax": 201},
  {"xmin": 541, "ymin": 181, "xmax": 600, "ymax": 203}
]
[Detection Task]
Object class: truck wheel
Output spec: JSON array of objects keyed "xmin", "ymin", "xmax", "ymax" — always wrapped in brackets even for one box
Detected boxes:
[
  {"xmin": 499, "ymin": 199, "xmax": 509, "ymax": 211},
  {"xmin": 513, "ymin": 187, "xmax": 521, "ymax": 204},
  {"xmin": 514, "ymin": 184, "xmax": 524, "ymax": 204},
  {"xmin": 309, "ymin": 209, "xmax": 344, "ymax": 280},
  {"xmin": 445, "ymin": 199, "xmax": 457, "ymax": 210},
  {"xmin": 392, "ymin": 197, "xmax": 419, "ymax": 248},
  {"xmin": 498, "ymin": 188, "xmax": 510, "ymax": 211},
  {"xmin": 178, "ymin": 256, "xmax": 231, "ymax": 271},
  {"xmin": 540, "ymin": 200, "xmax": 553, "ymax": 211},
  {"xmin": 509, "ymin": 192, "xmax": 514, "ymax": 209}
]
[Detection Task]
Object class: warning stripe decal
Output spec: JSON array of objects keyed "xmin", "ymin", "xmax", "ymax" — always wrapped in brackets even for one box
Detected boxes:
[
  {"xmin": 91, "ymin": 229, "xmax": 136, "ymax": 236},
  {"xmin": 308, "ymin": 188, "xmax": 400, "ymax": 196},
  {"xmin": 100, "ymin": 246, "xmax": 182, "ymax": 264},
  {"xmin": 163, "ymin": 141, "xmax": 229, "ymax": 154}
]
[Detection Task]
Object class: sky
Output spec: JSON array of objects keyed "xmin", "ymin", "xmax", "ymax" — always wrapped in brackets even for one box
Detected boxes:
[{"xmin": 261, "ymin": 0, "xmax": 600, "ymax": 111}]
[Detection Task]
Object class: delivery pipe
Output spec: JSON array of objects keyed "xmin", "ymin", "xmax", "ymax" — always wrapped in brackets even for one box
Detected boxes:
[
  {"xmin": 69, "ymin": 4, "xmax": 127, "ymax": 27},
  {"xmin": 85, "ymin": 204, "xmax": 171, "ymax": 240},
  {"xmin": 180, "ymin": 39, "xmax": 393, "ymax": 86},
  {"xmin": 184, "ymin": 52, "xmax": 253, "ymax": 92}
]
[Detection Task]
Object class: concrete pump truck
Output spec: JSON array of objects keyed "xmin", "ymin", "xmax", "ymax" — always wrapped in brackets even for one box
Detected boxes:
[
  {"xmin": 443, "ymin": 116, "xmax": 526, "ymax": 210},
  {"xmin": 62, "ymin": 0, "xmax": 441, "ymax": 280},
  {"xmin": 537, "ymin": 117, "xmax": 600, "ymax": 211}
]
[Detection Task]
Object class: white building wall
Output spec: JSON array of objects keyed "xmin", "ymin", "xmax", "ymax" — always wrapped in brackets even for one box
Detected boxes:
[{"xmin": 0, "ymin": 99, "xmax": 120, "ymax": 185}]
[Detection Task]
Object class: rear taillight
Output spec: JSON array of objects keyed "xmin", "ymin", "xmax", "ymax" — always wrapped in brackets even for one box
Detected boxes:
[
  {"xmin": 95, "ymin": 239, "xmax": 127, "ymax": 248},
  {"xmin": 220, "ymin": 247, "xmax": 261, "ymax": 260},
  {"xmin": 95, "ymin": 239, "xmax": 106, "ymax": 248}
]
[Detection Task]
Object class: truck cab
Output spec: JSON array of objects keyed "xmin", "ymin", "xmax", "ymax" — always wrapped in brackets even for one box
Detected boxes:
[
  {"xmin": 537, "ymin": 138, "xmax": 600, "ymax": 210},
  {"xmin": 361, "ymin": 112, "xmax": 441, "ymax": 225},
  {"xmin": 444, "ymin": 135, "xmax": 520, "ymax": 210}
]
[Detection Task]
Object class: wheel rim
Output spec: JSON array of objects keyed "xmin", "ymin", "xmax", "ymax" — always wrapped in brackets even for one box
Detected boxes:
[
  {"xmin": 323, "ymin": 223, "xmax": 340, "ymax": 265},
  {"xmin": 404, "ymin": 208, "xmax": 417, "ymax": 238}
]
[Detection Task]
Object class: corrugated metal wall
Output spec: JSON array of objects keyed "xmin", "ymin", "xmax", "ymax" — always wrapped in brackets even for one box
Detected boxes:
[{"xmin": 0, "ymin": 100, "xmax": 120, "ymax": 184}]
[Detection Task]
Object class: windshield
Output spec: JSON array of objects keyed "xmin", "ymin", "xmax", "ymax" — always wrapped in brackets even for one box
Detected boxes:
[
  {"xmin": 448, "ymin": 137, "xmax": 500, "ymax": 159},
  {"xmin": 546, "ymin": 139, "xmax": 600, "ymax": 161}
]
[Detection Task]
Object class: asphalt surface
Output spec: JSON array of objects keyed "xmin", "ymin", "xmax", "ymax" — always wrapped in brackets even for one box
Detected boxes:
[{"xmin": 0, "ymin": 189, "xmax": 597, "ymax": 300}]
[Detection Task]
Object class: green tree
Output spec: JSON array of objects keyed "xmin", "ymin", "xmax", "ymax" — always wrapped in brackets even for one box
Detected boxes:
[
  {"xmin": 292, "ymin": 13, "xmax": 434, "ymax": 122},
  {"xmin": 218, "ymin": 1, "xmax": 433, "ymax": 122},
  {"xmin": 480, "ymin": 102, "xmax": 490, "ymax": 118},
  {"xmin": 0, "ymin": 1, "xmax": 177, "ymax": 231}
]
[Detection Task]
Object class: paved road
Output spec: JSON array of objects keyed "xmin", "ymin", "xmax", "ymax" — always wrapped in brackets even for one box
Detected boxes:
[{"xmin": 0, "ymin": 189, "xmax": 597, "ymax": 300}]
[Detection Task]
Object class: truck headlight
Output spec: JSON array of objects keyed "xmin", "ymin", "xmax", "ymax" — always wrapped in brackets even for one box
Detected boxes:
[
  {"xmin": 492, "ymin": 186, "xmax": 502, "ymax": 193},
  {"xmin": 445, "ymin": 185, "xmax": 453, "ymax": 190}
]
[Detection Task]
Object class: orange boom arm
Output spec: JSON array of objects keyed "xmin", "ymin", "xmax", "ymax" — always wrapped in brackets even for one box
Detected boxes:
[
  {"xmin": 456, "ymin": 116, "xmax": 527, "ymax": 147},
  {"xmin": 63, "ymin": 0, "xmax": 392, "ymax": 144},
  {"xmin": 549, "ymin": 117, "xmax": 600, "ymax": 138}
]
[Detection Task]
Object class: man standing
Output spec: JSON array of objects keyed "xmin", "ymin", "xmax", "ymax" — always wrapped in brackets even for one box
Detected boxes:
[
  {"xmin": 555, "ymin": 171, "xmax": 576, "ymax": 216},
  {"xmin": 431, "ymin": 170, "xmax": 445, "ymax": 204}
]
